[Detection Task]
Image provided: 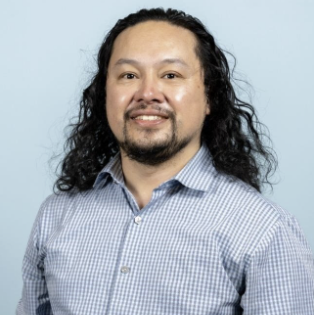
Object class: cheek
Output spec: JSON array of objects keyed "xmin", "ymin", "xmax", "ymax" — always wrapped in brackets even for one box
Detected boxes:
[
  {"xmin": 173, "ymin": 86, "xmax": 208, "ymax": 127},
  {"xmin": 106, "ymin": 84, "xmax": 128, "ymax": 109},
  {"xmin": 170, "ymin": 86, "xmax": 189, "ymax": 103},
  {"xmin": 169, "ymin": 83, "xmax": 207, "ymax": 106},
  {"xmin": 106, "ymin": 86, "xmax": 130, "ymax": 124},
  {"xmin": 105, "ymin": 98, "xmax": 123, "ymax": 138}
]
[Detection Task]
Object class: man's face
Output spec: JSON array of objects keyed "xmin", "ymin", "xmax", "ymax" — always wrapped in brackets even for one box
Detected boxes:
[{"xmin": 106, "ymin": 21, "xmax": 210, "ymax": 165}]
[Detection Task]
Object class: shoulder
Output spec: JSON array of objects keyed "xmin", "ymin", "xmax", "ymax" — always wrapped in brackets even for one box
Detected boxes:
[
  {"xmin": 33, "ymin": 189, "xmax": 98, "ymax": 246},
  {"xmin": 210, "ymin": 173, "xmax": 304, "ymax": 256},
  {"xmin": 214, "ymin": 173, "xmax": 293, "ymax": 223}
]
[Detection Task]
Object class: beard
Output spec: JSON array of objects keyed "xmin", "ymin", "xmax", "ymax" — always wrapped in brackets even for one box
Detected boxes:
[{"xmin": 117, "ymin": 105, "xmax": 194, "ymax": 166}]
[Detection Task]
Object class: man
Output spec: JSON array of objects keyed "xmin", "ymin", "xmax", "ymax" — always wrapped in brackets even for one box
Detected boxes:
[{"xmin": 17, "ymin": 8, "xmax": 314, "ymax": 315}]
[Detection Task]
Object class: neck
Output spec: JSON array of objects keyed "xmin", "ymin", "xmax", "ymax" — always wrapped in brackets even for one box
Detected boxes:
[{"xmin": 120, "ymin": 143, "xmax": 201, "ymax": 209}]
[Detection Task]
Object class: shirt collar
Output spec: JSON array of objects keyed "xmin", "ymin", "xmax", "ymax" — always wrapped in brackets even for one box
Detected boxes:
[
  {"xmin": 93, "ymin": 144, "xmax": 218, "ymax": 192},
  {"xmin": 172, "ymin": 145, "xmax": 218, "ymax": 192},
  {"xmin": 93, "ymin": 154, "xmax": 124, "ymax": 189}
]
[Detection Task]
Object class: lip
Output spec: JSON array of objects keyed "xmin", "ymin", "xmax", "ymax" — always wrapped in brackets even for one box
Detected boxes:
[
  {"xmin": 127, "ymin": 109, "xmax": 170, "ymax": 128},
  {"xmin": 129, "ymin": 109, "xmax": 169, "ymax": 120},
  {"xmin": 131, "ymin": 117, "xmax": 168, "ymax": 127}
]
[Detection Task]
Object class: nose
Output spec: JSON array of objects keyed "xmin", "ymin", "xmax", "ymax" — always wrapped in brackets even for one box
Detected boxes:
[{"xmin": 133, "ymin": 75, "xmax": 165, "ymax": 104}]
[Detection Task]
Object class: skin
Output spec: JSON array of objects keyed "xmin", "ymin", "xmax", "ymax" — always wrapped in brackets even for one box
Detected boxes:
[{"xmin": 106, "ymin": 21, "xmax": 210, "ymax": 209}]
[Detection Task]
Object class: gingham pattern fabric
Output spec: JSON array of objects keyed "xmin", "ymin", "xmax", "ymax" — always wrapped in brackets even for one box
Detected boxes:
[{"xmin": 17, "ymin": 146, "xmax": 314, "ymax": 314}]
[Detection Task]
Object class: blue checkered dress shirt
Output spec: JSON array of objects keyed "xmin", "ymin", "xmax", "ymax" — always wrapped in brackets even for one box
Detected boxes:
[{"xmin": 17, "ymin": 145, "xmax": 314, "ymax": 314}]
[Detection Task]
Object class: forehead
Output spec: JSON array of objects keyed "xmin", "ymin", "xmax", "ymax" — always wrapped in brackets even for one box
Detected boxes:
[{"xmin": 109, "ymin": 21, "xmax": 200, "ymax": 66}]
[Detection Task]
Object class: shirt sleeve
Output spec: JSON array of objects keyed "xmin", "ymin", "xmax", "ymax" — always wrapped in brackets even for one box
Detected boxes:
[
  {"xmin": 241, "ymin": 214, "xmax": 314, "ymax": 314},
  {"xmin": 16, "ymin": 203, "xmax": 52, "ymax": 315}
]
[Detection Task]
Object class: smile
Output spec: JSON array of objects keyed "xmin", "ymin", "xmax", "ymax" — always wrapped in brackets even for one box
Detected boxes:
[{"xmin": 133, "ymin": 115, "xmax": 167, "ymax": 121}]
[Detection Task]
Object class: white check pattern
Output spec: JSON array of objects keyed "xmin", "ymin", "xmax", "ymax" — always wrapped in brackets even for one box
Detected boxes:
[{"xmin": 17, "ymin": 146, "xmax": 314, "ymax": 314}]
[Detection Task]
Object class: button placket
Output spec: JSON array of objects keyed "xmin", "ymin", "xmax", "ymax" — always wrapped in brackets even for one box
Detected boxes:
[{"xmin": 118, "ymin": 214, "xmax": 144, "ymax": 278}]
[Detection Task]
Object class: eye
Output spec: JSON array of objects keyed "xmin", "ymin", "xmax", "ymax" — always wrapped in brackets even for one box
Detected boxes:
[
  {"xmin": 122, "ymin": 73, "xmax": 137, "ymax": 79},
  {"xmin": 163, "ymin": 72, "xmax": 183, "ymax": 80},
  {"xmin": 164, "ymin": 73, "xmax": 177, "ymax": 79}
]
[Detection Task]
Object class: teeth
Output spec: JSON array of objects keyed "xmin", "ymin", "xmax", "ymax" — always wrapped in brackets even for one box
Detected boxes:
[{"xmin": 134, "ymin": 115, "xmax": 163, "ymax": 121}]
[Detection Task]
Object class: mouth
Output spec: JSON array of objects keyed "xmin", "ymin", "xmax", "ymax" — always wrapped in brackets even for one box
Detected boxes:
[
  {"xmin": 132, "ymin": 115, "xmax": 168, "ymax": 121},
  {"xmin": 125, "ymin": 106, "xmax": 172, "ymax": 128},
  {"xmin": 128, "ymin": 113, "xmax": 170, "ymax": 128}
]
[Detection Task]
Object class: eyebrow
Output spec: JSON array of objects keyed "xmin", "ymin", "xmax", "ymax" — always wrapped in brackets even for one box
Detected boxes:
[{"xmin": 114, "ymin": 58, "xmax": 189, "ymax": 68}]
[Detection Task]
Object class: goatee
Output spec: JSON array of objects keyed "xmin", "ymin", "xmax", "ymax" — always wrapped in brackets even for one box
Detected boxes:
[{"xmin": 118, "ymin": 106, "xmax": 193, "ymax": 166}]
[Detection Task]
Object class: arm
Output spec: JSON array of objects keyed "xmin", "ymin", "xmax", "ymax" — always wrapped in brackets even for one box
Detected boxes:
[
  {"xmin": 16, "ymin": 205, "xmax": 52, "ymax": 315},
  {"xmin": 241, "ymin": 215, "xmax": 314, "ymax": 314}
]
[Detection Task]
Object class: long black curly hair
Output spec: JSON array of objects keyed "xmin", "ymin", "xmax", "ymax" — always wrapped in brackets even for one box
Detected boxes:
[{"xmin": 54, "ymin": 8, "xmax": 277, "ymax": 193}]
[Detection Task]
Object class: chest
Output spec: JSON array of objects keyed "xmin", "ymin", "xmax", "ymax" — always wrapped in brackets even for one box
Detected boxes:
[{"xmin": 43, "ymin": 186, "xmax": 245, "ymax": 314}]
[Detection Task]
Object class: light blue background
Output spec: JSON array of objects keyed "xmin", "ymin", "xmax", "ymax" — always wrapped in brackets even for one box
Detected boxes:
[{"xmin": 1, "ymin": 0, "xmax": 313, "ymax": 312}]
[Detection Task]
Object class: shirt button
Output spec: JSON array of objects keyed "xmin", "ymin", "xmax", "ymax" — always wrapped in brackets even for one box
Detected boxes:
[
  {"xmin": 134, "ymin": 216, "xmax": 142, "ymax": 225},
  {"xmin": 121, "ymin": 266, "xmax": 130, "ymax": 273}
]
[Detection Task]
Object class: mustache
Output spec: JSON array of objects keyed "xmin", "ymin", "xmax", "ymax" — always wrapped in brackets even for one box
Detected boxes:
[{"xmin": 124, "ymin": 103, "xmax": 175, "ymax": 120}]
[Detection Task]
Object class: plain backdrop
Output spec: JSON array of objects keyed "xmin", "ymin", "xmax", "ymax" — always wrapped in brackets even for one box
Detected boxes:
[{"xmin": 1, "ymin": 0, "xmax": 313, "ymax": 312}]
